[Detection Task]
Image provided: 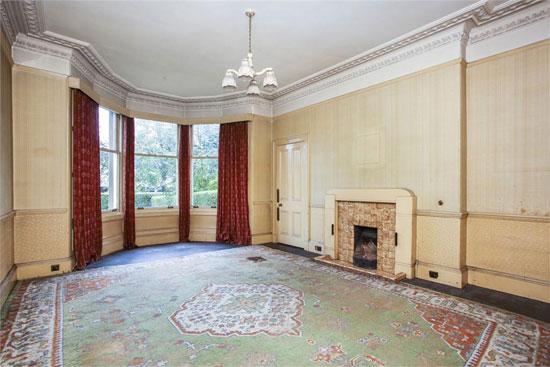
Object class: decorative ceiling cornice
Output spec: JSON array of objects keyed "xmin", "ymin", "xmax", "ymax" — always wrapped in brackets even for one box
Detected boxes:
[
  {"xmin": 468, "ymin": 5, "xmax": 549, "ymax": 44},
  {"xmin": 273, "ymin": 26, "xmax": 471, "ymax": 109},
  {"xmin": 1, "ymin": 0, "xmax": 548, "ymax": 117},
  {"xmin": 269, "ymin": 0, "xmax": 543, "ymax": 99}
]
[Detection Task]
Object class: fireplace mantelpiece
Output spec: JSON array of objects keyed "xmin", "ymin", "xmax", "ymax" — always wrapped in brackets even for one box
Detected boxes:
[{"xmin": 324, "ymin": 189, "xmax": 416, "ymax": 278}]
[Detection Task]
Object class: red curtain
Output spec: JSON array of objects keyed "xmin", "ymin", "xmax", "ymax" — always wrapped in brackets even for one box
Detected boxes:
[
  {"xmin": 72, "ymin": 90, "xmax": 103, "ymax": 270},
  {"xmin": 123, "ymin": 116, "xmax": 136, "ymax": 249},
  {"xmin": 179, "ymin": 125, "xmax": 191, "ymax": 242},
  {"xmin": 216, "ymin": 121, "xmax": 251, "ymax": 245}
]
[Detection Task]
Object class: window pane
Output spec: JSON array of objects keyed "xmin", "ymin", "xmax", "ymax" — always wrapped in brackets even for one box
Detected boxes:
[
  {"xmin": 99, "ymin": 107, "xmax": 116, "ymax": 150},
  {"xmin": 100, "ymin": 151, "xmax": 119, "ymax": 210},
  {"xmin": 135, "ymin": 156, "xmax": 177, "ymax": 208},
  {"xmin": 135, "ymin": 119, "xmax": 178, "ymax": 156},
  {"xmin": 192, "ymin": 158, "xmax": 218, "ymax": 207},
  {"xmin": 192, "ymin": 124, "xmax": 219, "ymax": 157}
]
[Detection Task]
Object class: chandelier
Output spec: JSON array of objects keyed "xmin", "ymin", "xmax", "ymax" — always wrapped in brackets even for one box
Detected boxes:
[{"xmin": 221, "ymin": 10, "xmax": 278, "ymax": 95}]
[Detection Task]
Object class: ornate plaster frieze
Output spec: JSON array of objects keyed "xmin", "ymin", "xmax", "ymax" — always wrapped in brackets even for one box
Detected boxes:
[
  {"xmin": 126, "ymin": 93, "xmax": 272, "ymax": 113},
  {"xmin": 0, "ymin": 2, "xmax": 16, "ymax": 43},
  {"xmin": 272, "ymin": 25, "xmax": 470, "ymax": 110},
  {"xmin": 468, "ymin": 3, "xmax": 549, "ymax": 44},
  {"xmin": 1, "ymin": 0, "xmax": 547, "ymax": 118},
  {"xmin": 12, "ymin": 32, "xmax": 71, "ymax": 59},
  {"xmin": 69, "ymin": 50, "xmax": 100, "ymax": 87},
  {"xmin": 268, "ymin": 0, "xmax": 542, "ymax": 100}
]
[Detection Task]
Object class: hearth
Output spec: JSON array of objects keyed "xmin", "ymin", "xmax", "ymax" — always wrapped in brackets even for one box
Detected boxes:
[{"xmin": 353, "ymin": 225, "xmax": 377, "ymax": 269}]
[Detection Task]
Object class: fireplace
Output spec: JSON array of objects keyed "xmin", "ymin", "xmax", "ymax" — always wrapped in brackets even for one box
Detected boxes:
[
  {"xmin": 353, "ymin": 225, "xmax": 378, "ymax": 269},
  {"xmin": 323, "ymin": 189, "xmax": 416, "ymax": 279}
]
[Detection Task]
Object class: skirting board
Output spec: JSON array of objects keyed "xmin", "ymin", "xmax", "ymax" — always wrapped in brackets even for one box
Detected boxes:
[
  {"xmin": 252, "ymin": 233, "xmax": 273, "ymax": 245},
  {"xmin": 0, "ymin": 265, "xmax": 17, "ymax": 307},
  {"xmin": 416, "ymin": 261, "xmax": 468, "ymax": 288},
  {"xmin": 136, "ymin": 231, "xmax": 179, "ymax": 246},
  {"xmin": 468, "ymin": 267, "xmax": 550, "ymax": 303},
  {"xmin": 189, "ymin": 230, "xmax": 216, "ymax": 243},
  {"xmin": 16, "ymin": 257, "xmax": 73, "ymax": 280},
  {"xmin": 102, "ymin": 238, "xmax": 124, "ymax": 256},
  {"xmin": 307, "ymin": 240, "xmax": 324, "ymax": 255}
]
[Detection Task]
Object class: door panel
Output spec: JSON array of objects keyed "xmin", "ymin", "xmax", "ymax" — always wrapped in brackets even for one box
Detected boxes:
[{"xmin": 276, "ymin": 141, "xmax": 308, "ymax": 248}]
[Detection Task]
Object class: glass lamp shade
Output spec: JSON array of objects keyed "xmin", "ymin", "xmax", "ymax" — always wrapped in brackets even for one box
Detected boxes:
[
  {"xmin": 237, "ymin": 58, "xmax": 254, "ymax": 81},
  {"xmin": 222, "ymin": 71, "xmax": 237, "ymax": 90},
  {"xmin": 262, "ymin": 70, "xmax": 278, "ymax": 92},
  {"xmin": 246, "ymin": 79, "xmax": 261, "ymax": 95}
]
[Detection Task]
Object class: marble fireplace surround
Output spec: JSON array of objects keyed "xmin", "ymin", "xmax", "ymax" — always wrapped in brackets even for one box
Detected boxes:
[{"xmin": 324, "ymin": 189, "xmax": 417, "ymax": 278}]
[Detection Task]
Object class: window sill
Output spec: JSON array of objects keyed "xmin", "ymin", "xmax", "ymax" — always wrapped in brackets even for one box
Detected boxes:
[
  {"xmin": 135, "ymin": 208, "xmax": 179, "ymax": 217},
  {"xmin": 101, "ymin": 208, "xmax": 216, "ymax": 219},
  {"xmin": 190, "ymin": 207, "xmax": 217, "ymax": 216}
]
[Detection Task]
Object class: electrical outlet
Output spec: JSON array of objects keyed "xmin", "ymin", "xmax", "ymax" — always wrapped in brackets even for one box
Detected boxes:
[
  {"xmin": 51, "ymin": 264, "xmax": 60, "ymax": 272},
  {"xmin": 315, "ymin": 246, "xmax": 322, "ymax": 252},
  {"xmin": 429, "ymin": 271, "xmax": 438, "ymax": 279}
]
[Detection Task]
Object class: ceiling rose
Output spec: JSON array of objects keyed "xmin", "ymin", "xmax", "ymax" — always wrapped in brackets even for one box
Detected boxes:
[{"xmin": 222, "ymin": 10, "xmax": 278, "ymax": 95}]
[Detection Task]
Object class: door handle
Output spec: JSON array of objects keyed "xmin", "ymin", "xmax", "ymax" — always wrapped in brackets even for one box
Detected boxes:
[{"xmin": 278, "ymin": 203, "xmax": 283, "ymax": 207}]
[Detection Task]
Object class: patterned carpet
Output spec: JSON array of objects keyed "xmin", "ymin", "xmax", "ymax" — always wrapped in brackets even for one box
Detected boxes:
[{"xmin": 1, "ymin": 246, "xmax": 548, "ymax": 366}]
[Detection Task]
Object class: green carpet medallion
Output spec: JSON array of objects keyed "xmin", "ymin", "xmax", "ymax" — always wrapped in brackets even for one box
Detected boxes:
[{"xmin": 1, "ymin": 246, "xmax": 548, "ymax": 366}]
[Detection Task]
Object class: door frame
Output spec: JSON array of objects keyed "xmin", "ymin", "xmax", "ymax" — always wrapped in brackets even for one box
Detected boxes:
[{"xmin": 271, "ymin": 134, "xmax": 310, "ymax": 249}]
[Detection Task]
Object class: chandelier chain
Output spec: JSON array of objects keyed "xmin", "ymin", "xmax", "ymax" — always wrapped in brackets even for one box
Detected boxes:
[
  {"xmin": 221, "ymin": 10, "xmax": 277, "ymax": 94},
  {"xmin": 248, "ymin": 13, "xmax": 252, "ymax": 54}
]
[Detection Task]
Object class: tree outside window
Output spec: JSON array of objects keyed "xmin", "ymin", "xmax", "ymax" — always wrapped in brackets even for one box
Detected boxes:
[
  {"xmin": 192, "ymin": 124, "xmax": 219, "ymax": 207},
  {"xmin": 134, "ymin": 119, "xmax": 178, "ymax": 208}
]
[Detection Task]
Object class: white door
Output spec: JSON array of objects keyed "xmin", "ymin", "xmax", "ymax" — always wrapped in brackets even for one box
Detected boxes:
[{"xmin": 276, "ymin": 141, "xmax": 308, "ymax": 249}]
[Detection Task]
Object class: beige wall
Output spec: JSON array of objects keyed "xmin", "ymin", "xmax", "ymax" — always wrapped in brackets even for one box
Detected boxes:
[
  {"xmin": 274, "ymin": 60, "xmax": 464, "ymax": 212},
  {"xmin": 271, "ymin": 42, "xmax": 549, "ymax": 302},
  {"xmin": 102, "ymin": 214, "xmax": 123, "ymax": 255},
  {"xmin": 0, "ymin": 29, "xmax": 15, "ymax": 305},
  {"xmin": 249, "ymin": 115, "xmax": 273, "ymax": 245},
  {"xmin": 12, "ymin": 65, "xmax": 73, "ymax": 279},
  {"xmin": 466, "ymin": 41, "xmax": 550, "ymax": 302},
  {"xmin": 273, "ymin": 60, "xmax": 467, "ymax": 286}
]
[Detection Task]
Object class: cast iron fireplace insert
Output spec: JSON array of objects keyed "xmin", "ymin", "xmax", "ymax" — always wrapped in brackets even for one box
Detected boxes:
[{"xmin": 353, "ymin": 225, "xmax": 378, "ymax": 269}]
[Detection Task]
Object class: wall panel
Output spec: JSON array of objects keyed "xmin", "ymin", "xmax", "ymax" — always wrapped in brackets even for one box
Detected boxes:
[
  {"xmin": 11, "ymin": 66, "xmax": 71, "ymax": 279},
  {"xmin": 467, "ymin": 42, "xmax": 549, "ymax": 216},
  {"xmin": 0, "ymin": 27, "xmax": 14, "ymax": 303},
  {"xmin": 12, "ymin": 66, "xmax": 69, "ymax": 210},
  {"xmin": 189, "ymin": 212, "xmax": 216, "ymax": 242},
  {"xmin": 135, "ymin": 211, "xmax": 179, "ymax": 246},
  {"xmin": 273, "ymin": 62, "xmax": 463, "ymax": 212},
  {"xmin": 249, "ymin": 116, "xmax": 273, "ymax": 244},
  {"xmin": 467, "ymin": 216, "xmax": 549, "ymax": 282},
  {"xmin": 102, "ymin": 214, "xmax": 123, "ymax": 256},
  {"xmin": 0, "ymin": 212, "xmax": 15, "ymax": 305},
  {"xmin": 0, "ymin": 30, "xmax": 13, "ymax": 217},
  {"xmin": 14, "ymin": 210, "xmax": 71, "ymax": 263},
  {"xmin": 465, "ymin": 41, "xmax": 549, "ymax": 301}
]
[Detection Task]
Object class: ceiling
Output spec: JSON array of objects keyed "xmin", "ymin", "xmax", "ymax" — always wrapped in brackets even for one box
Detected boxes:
[{"xmin": 41, "ymin": 1, "xmax": 478, "ymax": 98}]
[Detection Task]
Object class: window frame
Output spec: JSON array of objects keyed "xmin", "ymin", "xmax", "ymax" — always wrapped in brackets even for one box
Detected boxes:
[
  {"xmin": 99, "ymin": 107, "xmax": 122, "ymax": 213},
  {"xmin": 190, "ymin": 124, "xmax": 219, "ymax": 210},
  {"xmin": 133, "ymin": 119, "xmax": 179, "ymax": 211}
]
